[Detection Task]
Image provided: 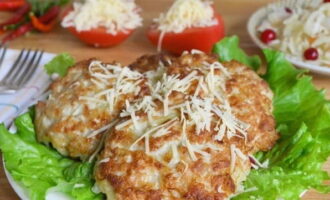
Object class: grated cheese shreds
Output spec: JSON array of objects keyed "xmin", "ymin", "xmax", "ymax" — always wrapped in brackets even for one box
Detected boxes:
[
  {"xmin": 120, "ymin": 51, "xmax": 250, "ymax": 166},
  {"xmin": 99, "ymin": 157, "xmax": 110, "ymax": 164},
  {"xmin": 115, "ymin": 119, "xmax": 132, "ymax": 130},
  {"xmin": 155, "ymin": 0, "xmax": 217, "ymax": 33},
  {"xmin": 76, "ymin": 60, "xmax": 145, "ymax": 139},
  {"xmin": 182, "ymin": 119, "xmax": 197, "ymax": 161},
  {"xmin": 61, "ymin": 0, "xmax": 142, "ymax": 35},
  {"xmin": 168, "ymin": 144, "xmax": 180, "ymax": 167},
  {"xmin": 87, "ymin": 61, "xmax": 143, "ymax": 114},
  {"xmin": 85, "ymin": 119, "xmax": 119, "ymax": 138},
  {"xmin": 129, "ymin": 118, "xmax": 178, "ymax": 151},
  {"xmin": 230, "ymin": 144, "xmax": 237, "ymax": 173},
  {"xmin": 183, "ymin": 97, "xmax": 214, "ymax": 134},
  {"xmin": 230, "ymin": 144, "xmax": 247, "ymax": 173},
  {"xmin": 249, "ymin": 154, "xmax": 269, "ymax": 169}
]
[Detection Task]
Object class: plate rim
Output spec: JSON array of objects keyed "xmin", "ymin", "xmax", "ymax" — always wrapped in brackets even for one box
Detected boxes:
[{"xmin": 3, "ymin": 158, "xmax": 29, "ymax": 200}]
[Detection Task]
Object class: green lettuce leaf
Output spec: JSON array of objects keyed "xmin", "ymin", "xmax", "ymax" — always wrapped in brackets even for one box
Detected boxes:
[
  {"xmin": 212, "ymin": 35, "xmax": 261, "ymax": 71},
  {"xmin": 62, "ymin": 162, "xmax": 103, "ymax": 200},
  {"xmin": 213, "ymin": 36, "xmax": 330, "ymax": 200},
  {"xmin": 44, "ymin": 53, "xmax": 75, "ymax": 77},
  {"xmin": 0, "ymin": 112, "xmax": 102, "ymax": 200}
]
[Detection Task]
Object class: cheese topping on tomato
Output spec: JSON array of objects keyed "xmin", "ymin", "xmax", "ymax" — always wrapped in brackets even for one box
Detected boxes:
[
  {"xmin": 153, "ymin": 0, "xmax": 218, "ymax": 51},
  {"xmin": 61, "ymin": 0, "xmax": 142, "ymax": 35},
  {"xmin": 155, "ymin": 0, "xmax": 217, "ymax": 33}
]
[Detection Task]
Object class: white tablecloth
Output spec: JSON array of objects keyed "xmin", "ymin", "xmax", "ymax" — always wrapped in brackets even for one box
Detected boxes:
[{"xmin": 0, "ymin": 49, "xmax": 55, "ymax": 126}]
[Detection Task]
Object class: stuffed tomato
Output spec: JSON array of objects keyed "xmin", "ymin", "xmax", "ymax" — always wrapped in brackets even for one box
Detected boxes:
[
  {"xmin": 147, "ymin": 0, "xmax": 225, "ymax": 54},
  {"xmin": 61, "ymin": 0, "xmax": 142, "ymax": 48}
]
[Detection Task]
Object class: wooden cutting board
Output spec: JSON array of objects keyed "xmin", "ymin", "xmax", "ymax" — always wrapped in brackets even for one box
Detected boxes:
[{"xmin": 0, "ymin": 0, "xmax": 329, "ymax": 199}]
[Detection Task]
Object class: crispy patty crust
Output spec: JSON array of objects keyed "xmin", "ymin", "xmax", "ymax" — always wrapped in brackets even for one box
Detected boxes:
[
  {"xmin": 95, "ymin": 52, "xmax": 278, "ymax": 200},
  {"xmin": 35, "ymin": 59, "xmax": 149, "ymax": 160}
]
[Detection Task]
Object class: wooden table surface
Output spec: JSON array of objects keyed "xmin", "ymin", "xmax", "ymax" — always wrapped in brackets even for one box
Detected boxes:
[{"xmin": 0, "ymin": 0, "xmax": 329, "ymax": 199}]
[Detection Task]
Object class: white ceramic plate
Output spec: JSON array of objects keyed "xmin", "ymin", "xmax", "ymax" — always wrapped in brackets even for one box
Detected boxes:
[
  {"xmin": 247, "ymin": 3, "xmax": 330, "ymax": 75},
  {"xmin": 3, "ymin": 160, "xmax": 29, "ymax": 200},
  {"xmin": 4, "ymin": 160, "xmax": 72, "ymax": 200},
  {"xmin": 1, "ymin": 49, "xmax": 71, "ymax": 200},
  {"xmin": 2, "ymin": 49, "xmax": 311, "ymax": 200}
]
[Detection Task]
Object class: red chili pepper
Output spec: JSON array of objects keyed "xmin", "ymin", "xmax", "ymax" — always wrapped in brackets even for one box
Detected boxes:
[
  {"xmin": 0, "ymin": 3, "xmax": 30, "ymax": 29},
  {"xmin": 37, "ymin": 6, "xmax": 60, "ymax": 24},
  {"xmin": 30, "ymin": 13, "xmax": 57, "ymax": 32},
  {"xmin": 2, "ymin": 23, "xmax": 33, "ymax": 43},
  {"xmin": 1, "ymin": 6, "xmax": 60, "ymax": 43},
  {"xmin": 0, "ymin": 0, "xmax": 26, "ymax": 11}
]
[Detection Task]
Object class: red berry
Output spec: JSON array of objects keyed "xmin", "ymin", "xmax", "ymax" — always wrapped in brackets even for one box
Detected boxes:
[
  {"xmin": 324, "ymin": 0, "xmax": 330, "ymax": 3},
  {"xmin": 260, "ymin": 29, "xmax": 277, "ymax": 44},
  {"xmin": 285, "ymin": 7, "xmax": 292, "ymax": 13},
  {"xmin": 304, "ymin": 48, "xmax": 319, "ymax": 60}
]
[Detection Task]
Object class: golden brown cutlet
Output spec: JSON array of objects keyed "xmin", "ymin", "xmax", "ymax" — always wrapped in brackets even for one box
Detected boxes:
[
  {"xmin": 95, "ymin": 52, "xmax": 278, "ymax": 200},
  {"xmin": 35, "ymin": 59, "xmax": 149, "ymax": 160}
]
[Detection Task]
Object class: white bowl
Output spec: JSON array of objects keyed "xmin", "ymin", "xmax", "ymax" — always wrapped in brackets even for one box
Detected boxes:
[{"xmin": 247, "ymin": 3, "xmax": 330, "ymax": 76}]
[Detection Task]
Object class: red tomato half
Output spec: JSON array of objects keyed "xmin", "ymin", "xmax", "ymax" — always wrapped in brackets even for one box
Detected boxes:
[
  {"xmin": 147, "ymin": 14, "xmax": 225, "ymax": 55},
  {"xmin": 62, "ymin": 8, "xmax": 134, "ymax": 48},
  {"xmin": 67, "ymin": 26, "xmax": 133, "ymax": 48}
]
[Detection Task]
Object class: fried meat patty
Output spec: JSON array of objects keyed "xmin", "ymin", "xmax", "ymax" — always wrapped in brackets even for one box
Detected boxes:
[
  {"xmin": 95, "ymin": 52, "xmax": 278, "ymax": 200},
  {"xmin": 35, "ymin": 59, "xmax": 149, "ymax": 160}
]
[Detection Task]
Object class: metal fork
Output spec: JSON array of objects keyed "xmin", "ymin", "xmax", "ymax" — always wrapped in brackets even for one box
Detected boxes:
[
  {"xmin": 0, "ymin": 45, "xmax": 7, "ymax": 69},
  {"xmin": 0, "ymin": 49, "xmax": 44, "ymax": 94}
]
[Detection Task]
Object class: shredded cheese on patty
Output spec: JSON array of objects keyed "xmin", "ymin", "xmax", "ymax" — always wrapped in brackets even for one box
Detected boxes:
[
  {"xmin": 86, "ymin": 61, "xmax": 143, "ymax": 113},
  {"xmin": 121, "ymin": 53, "xmax": 249, "ymax": 165}
]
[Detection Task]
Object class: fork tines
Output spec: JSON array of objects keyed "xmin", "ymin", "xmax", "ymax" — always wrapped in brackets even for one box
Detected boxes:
[
  {"xmin": 0, "ymin": 49, "xmax": 44, "ymax": 92},
  {"xmin": 16, "ymin": 49, "xmax": 44, "ymax": 87},
  {"xmin": 0, "ymin": 45, "xmax": 7, "ymax": 69}
]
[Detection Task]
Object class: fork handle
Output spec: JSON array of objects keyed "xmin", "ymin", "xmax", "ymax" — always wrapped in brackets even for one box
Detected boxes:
[{"xmin": 0, "ymin": 86, "xmax": 17, "ymax": 94}]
